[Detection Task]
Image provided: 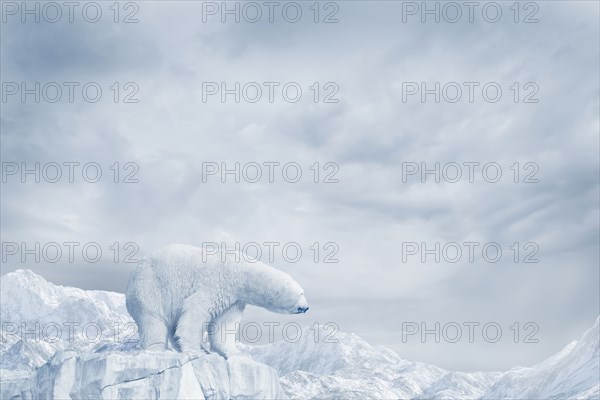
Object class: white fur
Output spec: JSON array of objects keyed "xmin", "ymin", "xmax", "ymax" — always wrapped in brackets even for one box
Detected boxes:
[{"xmin": 126, "ymin": 244, "xmax": 308, "ymax": 358}]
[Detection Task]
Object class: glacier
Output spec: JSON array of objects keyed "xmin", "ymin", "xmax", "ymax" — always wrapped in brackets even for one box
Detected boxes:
[{"xmin": 0, "ymin": 269, "xmax": 598, "ymax": 399}]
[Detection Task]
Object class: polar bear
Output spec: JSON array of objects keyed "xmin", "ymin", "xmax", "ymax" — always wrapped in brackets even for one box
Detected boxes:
[{"xmin": 126, "ymin": 244, "xmax": 309, "ymax": 358}]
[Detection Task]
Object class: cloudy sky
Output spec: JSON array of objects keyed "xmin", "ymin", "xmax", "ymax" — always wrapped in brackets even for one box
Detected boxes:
[{"xmin": 1, "ymin": 1, "xmax": 598, "ymax": 371}]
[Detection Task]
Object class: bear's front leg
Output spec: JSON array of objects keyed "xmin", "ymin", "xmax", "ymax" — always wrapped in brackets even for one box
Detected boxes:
[{"xmin": 209, "ymin": 302, "xmax": 245, "ymax": 359}]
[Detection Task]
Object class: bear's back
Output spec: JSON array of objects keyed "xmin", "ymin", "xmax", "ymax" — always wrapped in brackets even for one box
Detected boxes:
[
  {"xmin": 127, "ymin": 244, "xmax": 236, "ymax": 320},
  {"xmin": 146, "ymin": 244, "xmax": 220, "ymax": 292},
  {"xmin": 143, "ymin": 243, "xmax": 259, "ymax": 292}
]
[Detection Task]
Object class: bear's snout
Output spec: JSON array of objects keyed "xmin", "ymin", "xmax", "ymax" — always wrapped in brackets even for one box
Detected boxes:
[{"xmin": 294, "ymin": 294, "xmax": 309, "ymax": 313}]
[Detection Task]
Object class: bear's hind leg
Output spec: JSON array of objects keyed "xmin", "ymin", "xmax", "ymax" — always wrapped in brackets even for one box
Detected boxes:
[
  {"xmin": 137, "ymin": 313, "xmax": 169, "ymax": 350},
  {"xmin": 174, "ymin": 293, "xmax": 211, "ymax": 353},
  {"xmin": 209, "ymin": 302, "xmax": 245, "ymax": 359}
]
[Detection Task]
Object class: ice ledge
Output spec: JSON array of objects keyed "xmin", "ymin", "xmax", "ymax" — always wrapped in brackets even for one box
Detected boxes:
[{"xmin": 2, "ymin": 350, "xmax": 287, "ymax": 400}]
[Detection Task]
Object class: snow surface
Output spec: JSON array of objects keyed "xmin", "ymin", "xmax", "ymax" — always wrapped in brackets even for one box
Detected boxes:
[{"xmin": 1, "ymin": 269, "xmax": 598, "ymax": 399}]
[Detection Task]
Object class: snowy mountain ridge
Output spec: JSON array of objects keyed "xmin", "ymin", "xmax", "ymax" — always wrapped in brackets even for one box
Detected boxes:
[
  {"xmin": 0, "ymin": 268, "xmax": 130, "ymax": 329},
  {"xmin": 247, "ymin": 321, "xmax": 599, "ymax": 399},
  {"xmin": 0, "ymin": 269, "xmax": 598, "ymax": 399}
]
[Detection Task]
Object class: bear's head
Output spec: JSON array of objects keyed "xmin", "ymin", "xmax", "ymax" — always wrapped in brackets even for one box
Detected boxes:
[
  {"xmin": 244, "ymin": 266, "xmax": 309, "ymax": 314},
  {"xmin": 268, "ymin": 275, "xmax": 309, "ymax": 314}
]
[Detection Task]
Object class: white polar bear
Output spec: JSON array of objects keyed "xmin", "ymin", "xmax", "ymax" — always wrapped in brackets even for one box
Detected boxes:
[{"xmin": 126, "ymin": 244, "xmax": 309, "ymax": 358}]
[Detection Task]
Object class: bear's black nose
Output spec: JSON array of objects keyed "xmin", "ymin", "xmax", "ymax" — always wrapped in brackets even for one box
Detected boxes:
[{"xmin": 297, "ymin": 306, "xmax": 309, "ymax": 313}]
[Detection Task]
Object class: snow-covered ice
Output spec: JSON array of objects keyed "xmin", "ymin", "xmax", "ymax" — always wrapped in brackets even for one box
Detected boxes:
[
  {"xmin": 1, "ymin": 270, "xmax": 598, "ymax": 399},
  {"xmin": 2, "ymin": 350, "xmax": 284, "ymax": 400}
]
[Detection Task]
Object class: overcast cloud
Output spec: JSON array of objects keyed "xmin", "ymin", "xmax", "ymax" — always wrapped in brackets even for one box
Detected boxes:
[{"xmin": 1, "ymin": 1, "xmax": 598, "ymax": 371}]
